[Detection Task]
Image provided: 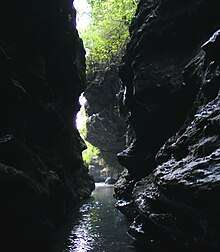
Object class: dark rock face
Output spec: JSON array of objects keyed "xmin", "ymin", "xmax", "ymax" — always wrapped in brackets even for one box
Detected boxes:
[
  {"xmin": 115, "ymin": 0, "xmax": 220, "ymax": 250},
  {"xmin": 85, "ymin": 63, "xmax": 126, "ymax": 176},
  {"xmin": 117, "ymin": 0, "xmax": 219, "ymax": 178},
  {"xmin": 0, "ymin": 0, "xmax": 94, "ymax": 250}
]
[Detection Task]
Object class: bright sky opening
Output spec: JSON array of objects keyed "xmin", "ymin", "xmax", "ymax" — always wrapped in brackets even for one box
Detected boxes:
[
  {"xmin": 73, "ymin": 0, "xmax": 90, "ymax": 130},
  {"xmin": 73, "ymin": 0, "xmax": 91, "ymax": 33},
  {"xmin": 76, "ymin": 93, "xmax": 87, "ymax": 130}
]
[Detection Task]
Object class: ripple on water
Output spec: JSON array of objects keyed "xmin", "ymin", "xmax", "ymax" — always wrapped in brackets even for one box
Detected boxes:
[{"xmin": 63, "ymin": 183, "xmax": 135, "ymax": 252}]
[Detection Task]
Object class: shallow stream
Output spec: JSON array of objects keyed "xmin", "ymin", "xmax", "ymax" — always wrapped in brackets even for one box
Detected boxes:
[{"xmin": 62, "ymin": 183, "xmax": 135, "ymax": 252}]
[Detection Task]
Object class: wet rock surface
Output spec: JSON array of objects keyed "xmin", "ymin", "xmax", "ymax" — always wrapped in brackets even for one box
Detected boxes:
[
  {"xmin": 115, "ymin": 0, "xmax": 220, "ymax": 250},
  {"xmin": 0, "ymin": 1, "xmax": 94, "ymax": 250}
]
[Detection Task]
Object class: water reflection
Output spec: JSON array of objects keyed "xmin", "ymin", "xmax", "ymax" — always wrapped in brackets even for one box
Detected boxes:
[{"xmin": 63, "ymin": 183, "xmax": 135, "ymax": 252}]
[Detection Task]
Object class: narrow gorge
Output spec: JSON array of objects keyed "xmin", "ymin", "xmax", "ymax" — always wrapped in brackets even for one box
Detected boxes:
[{"xmin": 1, "ymin": 0, "xmax": 220, "ymax": 252}]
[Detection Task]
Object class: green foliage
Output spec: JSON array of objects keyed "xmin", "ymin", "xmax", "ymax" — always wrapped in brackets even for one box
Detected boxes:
[
  {"xmin": 82, "ymin": 0, "xmax": 137, "ymax": 66},
  {"xmin": 77, "ymin": 106, "xmax": 100, "ymax": 166},
  {"xmin": 83, "ymin": 140, "xmax": 100, "ymax": 166}
]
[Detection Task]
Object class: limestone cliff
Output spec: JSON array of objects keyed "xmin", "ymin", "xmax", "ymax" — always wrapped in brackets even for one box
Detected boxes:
[
  {"xmin": 0, "ymin": 0, "xmax": 94, "ymax": 250},
  {"xmin": 115, "ymin": 0, "xmax": 220, "ymax": 250}
]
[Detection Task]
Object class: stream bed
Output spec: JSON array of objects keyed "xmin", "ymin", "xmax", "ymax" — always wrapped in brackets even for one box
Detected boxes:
[{"xmin": 62, "ymin": 183, "xmax": 135, "ymax": 252}]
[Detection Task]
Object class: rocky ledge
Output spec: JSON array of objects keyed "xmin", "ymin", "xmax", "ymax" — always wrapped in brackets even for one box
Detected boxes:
[
  {"xmin": 115, "ymin": 0, "xmax": 220, "ymax": 250},
  {"xmin": 0, "ymin": 1, "xmax": 94, "ymax": 250}
]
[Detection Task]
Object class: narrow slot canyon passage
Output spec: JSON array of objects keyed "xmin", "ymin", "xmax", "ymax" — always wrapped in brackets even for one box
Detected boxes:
[
  {"xmin": 60, "ymin": 1, "xmax": 137, "ymax": 250},
  {"xmin": 1, "ymin": 0, "xmax": 220, "ymax": 252},
  {"xmin": 63, "ymin": 0, "xmax": 220, "ymax": 251},
  {"xmin": 65, "ymin": 94, "xmax": 134, "ymax": 251}
]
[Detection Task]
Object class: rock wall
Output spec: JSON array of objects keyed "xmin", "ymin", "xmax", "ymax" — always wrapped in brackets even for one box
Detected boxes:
[
  {"xmin": 0, "ymin": 0, "xmax": 94, "ymax": 250},
  {"xmin": 85, "ymin": 63, "xmax": 126, "ymax": 176},
  {"xmin": 115, "ymin": 0, "xmax": 220, "ymax": 250}
]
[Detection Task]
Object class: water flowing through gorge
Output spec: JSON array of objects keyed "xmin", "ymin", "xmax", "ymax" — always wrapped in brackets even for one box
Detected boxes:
[{"xmin": 62, "ymin": 183, "xmax": 134, "ymax": 252}]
